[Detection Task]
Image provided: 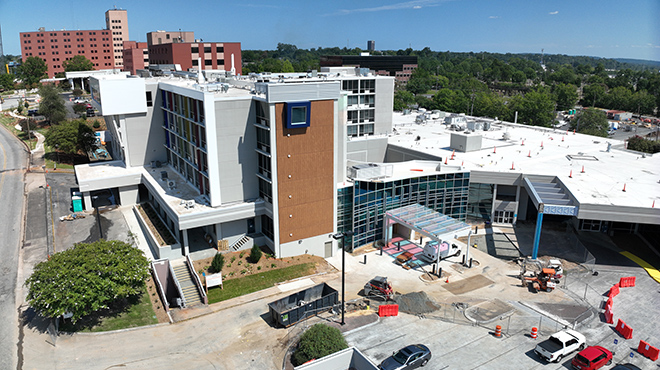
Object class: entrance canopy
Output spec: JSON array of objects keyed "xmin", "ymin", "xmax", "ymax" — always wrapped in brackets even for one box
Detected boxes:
[{"xmin": 384, "ymin": 204, "xmax": 471, "ymax": 243}]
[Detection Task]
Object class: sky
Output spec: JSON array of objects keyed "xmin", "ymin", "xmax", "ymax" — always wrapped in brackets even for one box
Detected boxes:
[{"xmin": 1, "ymin": 0, "xmax": 659, "ymax": 61}]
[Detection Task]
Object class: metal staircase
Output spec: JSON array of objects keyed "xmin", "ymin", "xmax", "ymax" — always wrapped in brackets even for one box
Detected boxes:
[{"xmin": 171, "ymin": 262, "xmax": 202, "ymax": 307}]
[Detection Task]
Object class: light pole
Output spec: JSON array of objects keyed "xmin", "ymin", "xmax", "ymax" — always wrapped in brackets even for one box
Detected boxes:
[{"xmin": 332, "ymin": 230, "xmax": 354, "ymax": 325}]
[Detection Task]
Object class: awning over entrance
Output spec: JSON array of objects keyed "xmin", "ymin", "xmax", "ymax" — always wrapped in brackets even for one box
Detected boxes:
[
  {"xmin": 523, "ymin": 177, "xmax": 578, "ymax": 216},
  {"xmin": 384, "ymin": 204, "xmax": 471, "ymax": 242}
]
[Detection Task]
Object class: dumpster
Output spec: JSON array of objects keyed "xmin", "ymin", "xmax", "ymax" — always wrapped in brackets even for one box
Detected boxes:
[{"xmin": 268, "ymin": 283, "xmax": 338, "ymax": 327}]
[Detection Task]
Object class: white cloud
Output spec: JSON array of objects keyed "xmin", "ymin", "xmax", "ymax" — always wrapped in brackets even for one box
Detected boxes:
[
  {"xmin": 549, "ymin": 11, "xmax": 559, "ymax": 15},
  {"xmin": 489, "ymin": 15, "xmax": 500, "ymax": 19},
  {"xmin": 327, "ymin": 0, "xmax": 451, "ymax": 16}
]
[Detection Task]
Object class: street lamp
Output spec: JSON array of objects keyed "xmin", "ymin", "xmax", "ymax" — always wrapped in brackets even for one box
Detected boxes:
[{"xmin": 332, "ymin": 231, "xmax": 354, "ymax": 325}]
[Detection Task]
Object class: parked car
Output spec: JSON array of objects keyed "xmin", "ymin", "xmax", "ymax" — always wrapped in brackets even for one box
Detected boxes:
[
  {"xmin": 27, "ymin": 109, "xmax": 39, "ymax": 116},
  {"xmin": 73, "ymin": 98, "xmax": 87, "ymax": 104},
  {"xmin": 571, "ymin": 346, "xmax": 612, "ymax": 370},
  {"xmin": 378, "ymin": 344, "xmax": 431, "ymax": 370},
  {"xmin": 534, "ymin": 329, "xmax": 586, "ymax": 362}
]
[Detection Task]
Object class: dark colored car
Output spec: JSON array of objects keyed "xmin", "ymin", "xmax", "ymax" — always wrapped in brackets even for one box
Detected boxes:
[
  {"xmin": 378, "ymin": 344, "xmax": 431, "ymax": 370},
  {"xmin": 610, "ymin": 364, "xmax": 642, "ymax": 370},
  {"xmin": 571, "ymin": 346, "xmax": 612, "ymax": 370}
]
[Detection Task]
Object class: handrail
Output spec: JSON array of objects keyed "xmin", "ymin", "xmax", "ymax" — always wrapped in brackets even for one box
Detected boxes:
[
  {"xmin": 169, "ymin": 262, "xmax": 186, "ymax": 308},
  {"xmin": 186, "ymin": 254, "xmax": 208, "ymax": 305}
]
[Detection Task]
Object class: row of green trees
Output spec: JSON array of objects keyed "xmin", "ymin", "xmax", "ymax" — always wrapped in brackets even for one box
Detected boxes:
[{"xmin": 0, "ymin": 55, "xmax": 94, "ymax": 90}]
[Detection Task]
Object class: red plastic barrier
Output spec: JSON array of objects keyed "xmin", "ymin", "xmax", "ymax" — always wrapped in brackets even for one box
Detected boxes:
[
  {"xmin": 378, "ymin": 304, "xmax": 399, "ymax": 317},
  {"xmin": 606, "ymin": 297, "xmax": 613, "ymax": 309},
  {"xmin": 638, "ymin": 340, "xmax": 659, "ymax": 361},
  {"xmin": 619, "ymin": 276, "xmax": 636, "ymax": 288},
  {"xmin": 615, "ymin": 319, "xmax": 633, "ymax": 340},
  {"xmin": 609, "ymin": 283, "xmax": 620, "ymax": 298}
]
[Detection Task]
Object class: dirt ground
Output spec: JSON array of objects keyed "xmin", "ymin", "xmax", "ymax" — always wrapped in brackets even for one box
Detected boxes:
[
  {"xmin": 192, "ymin": 250, "xmax": 337, "ymax": 282},
  {"xmin": 145, "ymin": 276, "xmax": 170, "ymax": 324}
]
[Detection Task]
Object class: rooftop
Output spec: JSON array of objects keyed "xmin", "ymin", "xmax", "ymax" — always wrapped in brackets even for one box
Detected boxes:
[{"xmin": 388, "ymin": 112, "xmax": 660, "ymax": 209}]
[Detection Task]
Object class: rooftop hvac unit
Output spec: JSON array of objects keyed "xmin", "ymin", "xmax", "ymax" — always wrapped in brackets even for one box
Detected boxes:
[
  {"xmin": 167, "ymin": 180, "xmax": 176, "ymax": 189},
  {"xmin": 347, "ymin": 163, "xmax": 393, "ymax": 180}
]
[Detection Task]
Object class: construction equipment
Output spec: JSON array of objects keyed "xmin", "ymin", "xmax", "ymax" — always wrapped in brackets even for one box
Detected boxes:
[
  {"xmin": 59, "ymin": 213, "xmax": 86, "ymax": 222},
  {"xmin": 363, "ymin": 276, "xmax": 395, "ymax": 300},
  {"xmin": 522, "ymin": 268, "xmax": 559, "ymax": 292}
]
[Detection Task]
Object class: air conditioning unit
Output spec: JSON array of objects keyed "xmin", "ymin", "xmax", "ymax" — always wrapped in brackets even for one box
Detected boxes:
[{"xmin": 167, "ymin": 180, "xmax": 176, "ymax": 189}]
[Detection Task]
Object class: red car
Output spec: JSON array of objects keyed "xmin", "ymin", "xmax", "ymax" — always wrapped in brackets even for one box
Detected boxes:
[{"xmin": 571, "ymin": 346, "xmax": 612, "ymax": 370}]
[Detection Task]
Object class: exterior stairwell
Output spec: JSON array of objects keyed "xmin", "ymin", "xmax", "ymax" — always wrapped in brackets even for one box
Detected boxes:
[
  {"xmin": 231, "ymin": 235, "xmax": 251, "ymax": 251},
  {"xmin": 171, "ymin": 263, "xmax": 202, "ymax": 307}
]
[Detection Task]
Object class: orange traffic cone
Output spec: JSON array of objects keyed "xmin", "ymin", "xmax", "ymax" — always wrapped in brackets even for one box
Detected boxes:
[
  {"xmin": 569, "ymin": 170, "xmax": 572, "ymax": 178},
  {"xmin": 581, "ymin": 165, "xmax": 585, "ymax": 173},
  {"xmin": 622, "ymin": 183, "xmax": 627, "ymax": 192},
  {"xmin": 493, "ymin": 146, "xmax": 497, "ymax": 153},
  {"xmin": 527, "ymin": 150, "xmax": 531, "ymax": 158}
]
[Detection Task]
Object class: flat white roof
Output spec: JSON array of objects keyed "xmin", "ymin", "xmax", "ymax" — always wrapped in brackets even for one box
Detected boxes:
[{"xmin": 389, "ymin": 112, "xmax": 660, "ymax": 209}]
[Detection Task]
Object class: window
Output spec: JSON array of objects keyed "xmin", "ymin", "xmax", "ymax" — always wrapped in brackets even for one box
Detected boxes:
[
  {"xmin": 204, "ymin": 60, "xmax": 212, "ymax": 66},
  {"xmin": 216, "ymin": 59, "xmax": 224, "ymax": 66},
  {"xmin": 146, "ymin": 91, "xmax": 153, "ymax": 107},
  {"xmin": 216, "ymin": 46, "xmax": 224, "ymax": 53},
  {"xmin": 192, "ymin": 60, "xmax": 198, "ymax": 66},
  {"xmin": 203, "ymin": 46, "xmax": 211, "ymax": 53},
  {"xmin": 286, "ymin": 101, "xmax": 311, "ymax": 128},
  {"xmin": 191, "ymin": 46, "xmax": 199, "ymax": 53}
]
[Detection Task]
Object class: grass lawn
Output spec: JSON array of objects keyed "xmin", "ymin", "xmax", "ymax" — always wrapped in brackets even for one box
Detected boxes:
[
  {"xmin": 59, "ymin": 286, "xmax": 158, "ymax": 333},
  {"xmin": 207, "ymin": 262, "xmax": 316, "ymax": 304}
]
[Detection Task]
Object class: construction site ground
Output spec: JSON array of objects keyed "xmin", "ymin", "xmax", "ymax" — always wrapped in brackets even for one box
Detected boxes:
[{"xmin": 20, "ymin": 221, "xmax": 660, "ymax": 369}]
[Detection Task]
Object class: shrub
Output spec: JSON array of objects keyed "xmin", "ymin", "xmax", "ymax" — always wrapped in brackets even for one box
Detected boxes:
[
  {"xmin": 92, "ymin": 120, "xmax": 100, "ymax": 129},
  {"xmin": 292, "ymin": 324, "xmax": 348, "ymax": 366},
  {"xmin": 257, "ymin": 266, "xmax": 261, "ymax": 271},
  {"xmin": 271, "ymin": 263, "xmax": 277, "ymax": 268},
  {"xmin": 210, "ymin": 253, "xmax": 224, "ymax": 273},
  {"xmin": 239, "ymin": 251, "xmax": 245, "ymax": 258},
  {"xmin": 248, "ymin": 245, "xmax": 262, "ymax": 264}
]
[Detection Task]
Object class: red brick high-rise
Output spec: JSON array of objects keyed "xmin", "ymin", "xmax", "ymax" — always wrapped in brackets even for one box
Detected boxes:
[
  {"xmin": 19, "ymin": 8, "xmax": 128, "ymax": 78},
  {"xmin": 148, "ymin": 42, "xmax": 242, "ymax": 75}
]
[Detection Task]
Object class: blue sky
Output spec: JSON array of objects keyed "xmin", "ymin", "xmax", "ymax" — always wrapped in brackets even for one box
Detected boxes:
[{"xmin": 2, "ymin": 0, "xmax": 659, "ymax": 61}]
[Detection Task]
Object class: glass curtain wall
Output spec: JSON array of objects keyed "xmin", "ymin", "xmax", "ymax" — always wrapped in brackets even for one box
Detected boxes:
[{"xmin": 339, "ymin": 172, "xmax": 470, "ymax": 248}]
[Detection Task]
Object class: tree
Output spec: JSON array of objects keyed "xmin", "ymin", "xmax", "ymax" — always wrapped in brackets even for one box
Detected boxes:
[
  {"xmin": 571, "ymin": 108, "xmax": 608, "ymax": 137},
  {"xmin": 0, "ymin": 73, "xmax": 15, "ymax": 90},
  {"xmin": 605, "ymin": 86, "xmax": 633, "ymax": 111},
  {"xmin": 393, "ymin": 90, "xmax": 415, "ymax": 111},
  {"xmin": 17, "ymin": 56, "xmax": 48, "ymax": 86},
  {"xmin": 248, "ymin": 245, "xmax": 262, "ymax": 264},
  {"xmin": 44, "ymin": 119, "xmax": 96, "ymax": 154},
  {"xmin": 211, "ymin": 253, "xmax": 225, "ymax": 273},
  {"xmin": 582, "ymin": 84, "xmax": 607, "ymax": 107},
  {"xmin": 553, "ymin": 84, "xmax": 578, "ymax": 111},
  {"xmin": 292, "ymin": 324, "xmax": 348, "ymax": 366},
  {"xmin": 38, "ymin": 84, "xmax": 67, "ymax": 124},
  {"xmin": 626, "ymin": 135, "xmax": 660, "ymax": 154},
  {"xmin": 73, "ymin": 88, "xmax": 84, "ymax": 97},
  {"xmin": 406, "ymin": 68, "xmax": 432, "ymax": 95},
  {"xmin": 510, "ymin": 89, "xmax": 555, "ymax": 127},
  {"xmin": 630, "ymin": 90, "xmax": 656, "ymax": 116},
  {"xmin": 62, "ymin": 55, "xmax": 94, "ymax": 72},
  {"xmin": 25, "ymin": 240, "xmax": 150, "ymax": 322},
  {"xmin": 72, "ymin": 103, "xmax": 88, "ymax": 117}
]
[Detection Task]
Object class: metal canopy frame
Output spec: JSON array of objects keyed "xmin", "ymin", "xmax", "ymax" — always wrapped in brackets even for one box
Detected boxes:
[{"xmin": 383, "ymin": 204, "xmax": 471, "ymax": 250}]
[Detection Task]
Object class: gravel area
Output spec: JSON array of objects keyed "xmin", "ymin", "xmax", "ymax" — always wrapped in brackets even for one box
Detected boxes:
[{"xmin": 395, "ymin": 291, "xmax": 441, "ymax": 315}]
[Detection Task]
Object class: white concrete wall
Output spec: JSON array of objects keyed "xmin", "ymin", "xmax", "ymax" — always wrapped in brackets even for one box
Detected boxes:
[
  {"xmin": 119, "ymin": 184, "xmax": 140, "ymax": 205},
  {"xmin": 94, "ymin": 77, "xmax": 148, "ymax": 116},
  {"xmin": 279, "ymin": 233, "xmax": 334, "ymax": 258},
  {"xmin": 374, "ymin": 77, "xmax": 394, "ymax": 135},
  {"xmin": 347, "ymin": 137, "xmax": 388, "ymax": 163},
  {"xmin": 213, "ymin": 98, "xmax": 259, "ymax": 204}
]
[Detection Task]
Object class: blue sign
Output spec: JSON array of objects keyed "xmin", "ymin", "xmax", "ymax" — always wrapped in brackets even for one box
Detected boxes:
[
  {"xmin": 542, "ymin": 204, "xmax": 578, "ymax": 216},
  {"xmin": 630, "ymin": 352, "xmax": 634, "ymax": 358},
  {"xmin": 614, "ymin": 339, "xmax": 618, "ymax": 345}
]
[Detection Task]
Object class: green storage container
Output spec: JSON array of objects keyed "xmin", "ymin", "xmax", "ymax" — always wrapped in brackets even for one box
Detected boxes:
[{"xmin": 72, "ymin": 196, "xmax": 83, "ymax": 213}]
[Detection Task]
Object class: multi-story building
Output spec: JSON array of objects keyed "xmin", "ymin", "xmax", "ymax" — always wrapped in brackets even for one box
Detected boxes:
[
  {"xmin": 148, "ymin": 42, "xmax": 242, "ymax": 74},
  {"xmin": 122, "ymin": 41, "xmax": 148, "ymax": 75},
  {"xmin": 75, "ymin": 68, "xmax": 659, "ymax": 263},
  {"xmin": 367, "ymin": 40, "xmax": 376, "ymax": 52},
  {"xmin": 105, "ymin": 8, "xmax": 129, "ymax": 69},
  {"xmin": 320, "ymin": 55, "xmax": 418, "ymax": 83},
  {"xmin": 147, "ymin": 30, "xmax": 195, "ymax": 46},
  {"xmin": 19, "ymin": 8, "xmax": 127, "ymax": 78}
]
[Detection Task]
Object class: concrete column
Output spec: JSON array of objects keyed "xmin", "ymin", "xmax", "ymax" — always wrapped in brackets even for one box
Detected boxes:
[
  {"xmin": 182, "ymin": 229, "xmax": 190, "ymax": 256},
  {"xmin": 80, "ymin": 78, "xmax": 85, "ymax": 91},
  {"xmin": 118, "ymin": 184, "xmax": 139, "ymax": 205},
  {"xmin": 490, "ymin": 184, "xmax": 498, "ymax": 222},
  {"xmin": 83, "ymin": 192, "xmax": 92, "ymax": 210},
  {"xmin": 69, "ymin": 79, "xmax": 74, "ymax": 89},
  {"xmin": 513, "ymin": 185, "xmax": 521, "ymax": 225}
]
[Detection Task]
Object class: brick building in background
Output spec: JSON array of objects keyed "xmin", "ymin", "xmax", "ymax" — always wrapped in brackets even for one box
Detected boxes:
[
  {"xmin": 19, "ymin": 8, "xmax": 128, "ymax": 78},
  {"xmin": 147, "ymin": 30, "xmax": 195, "ymax": 46},
  {"xmin": 148, "ymin": 42, "xmax": 242, "ymax": 74},
  {"xmin": 122, "ymin": 41, "xmax": 148, "ymax": 75}
]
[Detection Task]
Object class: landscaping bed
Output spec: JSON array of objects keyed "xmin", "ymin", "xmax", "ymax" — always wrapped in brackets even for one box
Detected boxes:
[{"xmin": 136, "ymin": 203, "xmax": 177, "ymax": 246}]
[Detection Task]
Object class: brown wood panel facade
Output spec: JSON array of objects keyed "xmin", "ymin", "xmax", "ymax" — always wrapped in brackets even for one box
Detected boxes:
[{"xmin": 275, "ymin": 100, "xmax": 335, "ymax": 244}]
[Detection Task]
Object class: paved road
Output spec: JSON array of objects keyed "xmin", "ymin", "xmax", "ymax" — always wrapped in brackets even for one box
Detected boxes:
[{"xmin": 0, "ymin": 123, "xmax": 29, "ymax": 370}]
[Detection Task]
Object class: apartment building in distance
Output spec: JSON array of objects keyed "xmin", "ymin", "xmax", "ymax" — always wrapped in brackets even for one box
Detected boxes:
[
  {"xmin": 320, "ymin": 55, "xmax": 418, "ymax": 84},
  {"xmin": 148, "ymin": 42, "xmax": 242, "ymax": 74},
  {"xmin": 19, "ymin": 8, "xmax": 128, "ymax": 77},
  {"xmin": 122, "ymin": 41, "xmax": 148, "ymax": 75},
  {"xmin": 147, "ymin": 30, "xmax": 195, "ymax": 46}
]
